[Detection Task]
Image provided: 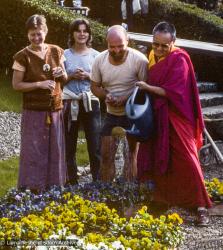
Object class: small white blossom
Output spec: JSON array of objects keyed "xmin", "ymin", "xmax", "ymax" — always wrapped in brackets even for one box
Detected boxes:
[
  {"xmin": 86, "ymin": 243, "xmax": 99, "ymax": 250},
  {"xmin": 66, "ymin": 234, "xmax": 79, "ymax": 240},
  {"xmin": 111, "ymin": 241, "xmax": 125, "ymax": 250},
  {"xmin": 36, "ymin": 247, "xmax": 48, "ymax": 250},
  {"xmin": 98, "ymin": 242, "xmax": 109, "ymax": 250},
  {"xmin": 15, "ymin": 194, "xmax": 22, "ymax": 201},
  {"xmin": 49, "ymin": 234, "xmax": 60, "ymax": 239}
]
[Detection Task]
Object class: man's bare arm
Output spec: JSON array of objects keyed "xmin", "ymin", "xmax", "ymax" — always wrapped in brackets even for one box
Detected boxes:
[{"xmin": 90, "ymin": 81, "xmax": 107, "ymax": 100}]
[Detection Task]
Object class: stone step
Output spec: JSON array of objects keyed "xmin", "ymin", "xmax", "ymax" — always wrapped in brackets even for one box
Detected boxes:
[
  {"xmin": 202, "ymin": 105, "xmax": 223, "ymax": 119},
  {"xmin": 199, "ymin": 92, "xmax": 223, "ymax": 108},
  {"xmin": 197, "ymin": 82, "xmax": 220, "ymax": 93}
]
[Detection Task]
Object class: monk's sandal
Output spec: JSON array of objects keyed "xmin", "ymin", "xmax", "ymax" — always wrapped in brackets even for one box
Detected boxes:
[{"xmin": 196, "ymin": 208, "xmax": 210, "ymax": 227}]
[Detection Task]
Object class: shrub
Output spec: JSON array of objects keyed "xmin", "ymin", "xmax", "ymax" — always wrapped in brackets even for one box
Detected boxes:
[
  {"xmin": 148, "ymin": 0, "xmax": 223, "ymax": 42},
  {"xmin": 84, "ymin": 0, "xmax": 223, "ymax": 43},
  {"xmin": 178, "ymin": 0, "xmax": 221, "ymax": 11},
  {"xmin": 1, "ymin": 0, "xmax": 223, "ymax": 82},
  {"xmin": 83, "ymin": 0, "xmax": 223, "ymax": 82},
  {"xmin": 0, "ymin": 0, "xmax": 107, "ymax": 72},
  {"xmin": 147, "ymin": 0, "xmax": 223, "ymax": 82}
]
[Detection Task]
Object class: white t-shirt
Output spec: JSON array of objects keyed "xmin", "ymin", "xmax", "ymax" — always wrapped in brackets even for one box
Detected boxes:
[{"xmin": 91, "ymin": 47, "xmax": 148, "ymax": 115}]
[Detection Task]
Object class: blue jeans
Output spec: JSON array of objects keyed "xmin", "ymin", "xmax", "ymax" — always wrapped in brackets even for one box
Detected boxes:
[{"xmin": 63, "ymin": 99, "xmax": 101, "ymax": 183}]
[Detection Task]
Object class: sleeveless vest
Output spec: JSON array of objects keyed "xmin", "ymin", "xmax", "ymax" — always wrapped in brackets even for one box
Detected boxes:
[{"xmin": 14, "ymin": 44, "xmax": 64, "ymax": 111}]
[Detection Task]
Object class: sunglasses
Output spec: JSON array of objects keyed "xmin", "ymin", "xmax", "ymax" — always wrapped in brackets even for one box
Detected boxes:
[{"xmin": 152, "ymin": 42, "xmax": 171, "ymax": 49}]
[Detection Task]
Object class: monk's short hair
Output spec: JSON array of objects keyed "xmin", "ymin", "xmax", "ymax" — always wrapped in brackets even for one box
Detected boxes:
[
  {"xmin": 152, "ymin": 21, "xmax": 176, "ymax": 41},
  {"xmin": 26, "ymin": 14, "xmax": 48, "ymax": 34}
]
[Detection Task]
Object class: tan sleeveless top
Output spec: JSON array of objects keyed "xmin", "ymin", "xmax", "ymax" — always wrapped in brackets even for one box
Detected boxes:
[{"xmin": 13, "ymin": 44, "xmax": 64, "ymax": 111}]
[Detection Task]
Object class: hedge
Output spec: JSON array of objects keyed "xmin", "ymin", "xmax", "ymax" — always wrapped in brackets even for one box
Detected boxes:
[
  {"xmin": 83, "ymin": 0, "xmax": 223, "ymax": 82},
  {"xmin": 84, "ymin": 0, "xmax": 223, "ymax": 43},
  {"xmin": 0, "ymin": 0, "xmax": 107, "ymax": 72},
  {"xmin": 1, "ymin": 0, "xmax": 222, "ymax": 82},
  {"xmin": 178, "ymin": 0, "xmax": 221, "ymax": 11},
  {"xmin": 148, "ymin": 0, "xmax": 223, "ymax": 42},
  {"xmin": 147, "ymin": 0, "xmax": 223, "ymax": 82}
]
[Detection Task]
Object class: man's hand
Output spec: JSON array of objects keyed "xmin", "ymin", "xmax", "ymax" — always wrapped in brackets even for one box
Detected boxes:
[
  {"xmin": 106, "ymin": 94, "xmax": 127, "ymax": 107},
  {"xmin": 113, "ymin": 96, "xmax": 127, "ymax": 106},
  {"xmin": 105, "ymin": 93, "xmax": 117, "ymax": 106}
]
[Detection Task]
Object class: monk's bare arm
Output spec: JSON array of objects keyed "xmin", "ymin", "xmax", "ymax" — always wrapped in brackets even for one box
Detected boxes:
[{"xmin": 136, "ymin": 81, "xmax": 166, "ymax": 97}]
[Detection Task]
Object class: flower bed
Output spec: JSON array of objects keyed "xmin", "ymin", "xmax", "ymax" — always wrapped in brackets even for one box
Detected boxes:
[
  {"xmin": 205, "ymin": 178, "xmax": 223, "ymax": 202},
  {"xmin": 0, "ymin": 180, "xmax": 150, "ymax": 220},
  {"xmin": 1, "ymin": 178, "xmax": 223, "ymax": 249},
  {"xmin": 0, "ymin": 180, "xmax": 184, "ymax": 249},
  {"xmin": 0, "ymin": 195, "xmax": 183, "ymax": 249}
]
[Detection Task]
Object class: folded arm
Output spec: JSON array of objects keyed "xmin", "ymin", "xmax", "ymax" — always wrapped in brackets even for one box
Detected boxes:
[{"xmin": 12, "ymin": 70, "xmax": 56, "ymax": 92}]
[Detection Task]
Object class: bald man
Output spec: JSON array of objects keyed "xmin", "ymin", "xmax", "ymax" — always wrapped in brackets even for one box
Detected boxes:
[{"xmin": 91, "ymin": 25, "xmax": 148, "ymax": 182}]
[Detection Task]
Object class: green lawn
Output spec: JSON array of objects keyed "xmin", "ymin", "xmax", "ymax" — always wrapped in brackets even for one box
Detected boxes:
[
  {"xmin": 0, "ymin": 157, "xmax": 19, "ymax": 197},
  {"xmin": 0, "ymin": 74, "xmax": 22, "ymax": 112},
  {"xmin": 76, "ymin": 133, "xmax": 89, "ymax": 166},
  {"xmin": 0, "ymin": 138, "xmax": 89, "ymax": 197}
]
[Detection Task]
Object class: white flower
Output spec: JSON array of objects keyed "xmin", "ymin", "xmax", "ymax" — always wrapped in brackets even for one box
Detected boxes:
[
  {"xmin": 49, "ymin": 234, "xmax": 60, "ymax": 239},
  {"xmin": 98, "ymin": 242, "xmax": 109, "ymax": 250},
  {"xmin": 66, "ymin": 234, "xmax": 79, "ymax": 240},
  {"xmin": 15, "ymin": 194, "xmax": 22, "ymax": 201},
  {"xmin": 111, "ymin": 241, "xmax": 125, "ymax": 250},
  {"xmin": 43, "ymin": 63, "xmax": 51, "ymax": 72},
  {"xmin": 86, "ymin": 243, "xmax": 99, "ymax": 250}
]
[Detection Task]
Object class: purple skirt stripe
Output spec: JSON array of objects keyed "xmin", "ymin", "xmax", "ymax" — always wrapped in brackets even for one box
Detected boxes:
[{"xmin": 18, "ymin": 110, "xmax": 66, "ymax": 190}]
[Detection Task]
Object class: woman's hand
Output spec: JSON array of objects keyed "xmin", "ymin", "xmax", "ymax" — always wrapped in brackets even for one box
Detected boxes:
[
  {"xmin": 70, "ymin": 68, "xmax": 90, "ymax": 81},
  {"xmin": 78, "ymin": 68, "xmax": 90, "ymax": 80},
  {"xmin": 12, "ymin": 70, "xmax": 55, "ymax": 92},
  {"xmin": 52, "ymin": 67, "xmax": 66, "ymax": 79},
  {"xmin": 38, "ymin": 80, "xmax": 56, "ymax": 91}
]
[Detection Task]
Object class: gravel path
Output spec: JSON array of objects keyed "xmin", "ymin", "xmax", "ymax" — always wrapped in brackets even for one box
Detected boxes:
[
  {"xmin": 0, "ymin": 111, "xmax": 21, "ymax": 160},
  {"xmin": 0, "ymin": 111, "xmax": 223, "ymax": 249},
  {"xmin": 178, "ymin": 163, "xmax": 223, "ymax": 250}
]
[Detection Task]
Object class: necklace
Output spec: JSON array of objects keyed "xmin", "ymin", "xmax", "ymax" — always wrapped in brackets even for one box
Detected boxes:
[{"xmin": 28, "ymin": 44, "xmax": 48, "ymax": 59}]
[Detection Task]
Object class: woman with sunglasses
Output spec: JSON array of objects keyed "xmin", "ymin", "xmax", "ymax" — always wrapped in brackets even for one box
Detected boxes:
[{"xmin": 136, "ymin": 21, "xmax": 212, "ymax": 226}]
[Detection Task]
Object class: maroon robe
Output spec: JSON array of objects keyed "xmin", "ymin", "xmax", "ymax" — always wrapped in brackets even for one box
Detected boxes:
[{"xmin": 137, "ymin": 49, "xmax": 212, "ymax": 208}]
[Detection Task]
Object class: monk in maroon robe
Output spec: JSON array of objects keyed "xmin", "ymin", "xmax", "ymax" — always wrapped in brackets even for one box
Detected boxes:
[{"xmin": 136, "ymin": 22, "xmax": 212, "ymax": 226}]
